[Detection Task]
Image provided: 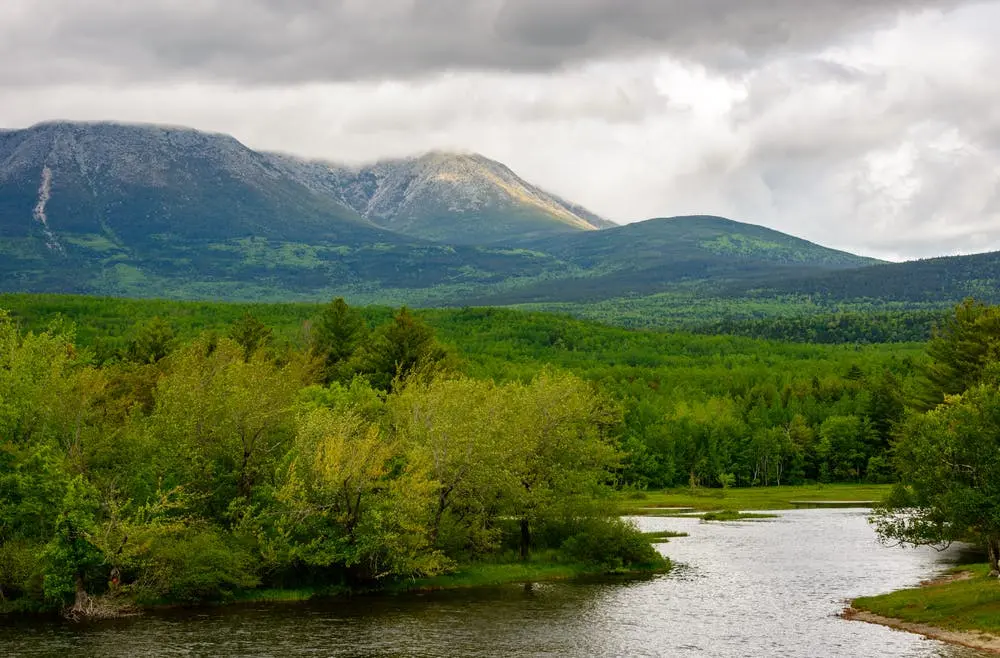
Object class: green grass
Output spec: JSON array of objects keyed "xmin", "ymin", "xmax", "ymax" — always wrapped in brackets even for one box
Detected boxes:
[
  {"xmin": 394, "ymin": 559, "xmax": 669, "ymax": 592},
  {"xmin": 618, "ymin": 484, "xmax": 891, "ymax": 514},
  {"xmin": 226, "ymin": 588, "xmax": 330, "ymax": 604},
  {"xmin": 642, "ymin": 530, "xmax": 689, "ymax": 540},
  {"xmin": 853, "ymin": 564, "xmax": 1000, "ymax": 634},
  {"xmin": 699, "ymin": 510, "xmax": 778, "ymax": 521}
]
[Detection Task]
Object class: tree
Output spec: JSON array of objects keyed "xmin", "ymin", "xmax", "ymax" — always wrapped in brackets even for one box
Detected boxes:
[
  {"xmin": 872, "ymin": 381, "xmax": 1000, "ymax": 575},
  {"xmin": 358, "ymin": 307, "xmax": 448, "ymax": 392},
  {"xmin": 126, "ymin": 317, "xmax": 175, "ymax": 364},
  {"xmin": 505, "ymin": 371, "xmax": 620, "ymax": 560},
  {"xmin": 390, "ymin": 377, "xmax": 513, "ymax": 551},
  {"xmin": 275, "ymin": 407, "xmax": 444, "ymax": 580},
  {"xmin": 228, "ymin": 312, "xmax": 273, "ymax": 362},
  {"xmin": 915, "ymin": 299, "xmax": 1000, "ymax": 410},
  {"xmin": 146, "ymin": 337, "xmax": 298, "ymax": 512},
  {"xmin": 0, "ymin": 311, "xmax": 79, "ymax": 446},
  {"xmin": 42, "ymin": 477, "xmax": 104, "ymax": 616},
  {"xmin": 817, "ymin": 415, "xmax": 868, "ymax": 482},
  {"xmin": 310, "ymin": 298, "xmax": 366, "ymax": 384}
]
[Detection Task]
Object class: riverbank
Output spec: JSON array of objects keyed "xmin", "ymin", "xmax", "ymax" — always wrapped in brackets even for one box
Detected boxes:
[
  {"xmin": 619, "ymin": 483, "xmax": 891, "ymax": 515},
  {"xmin": 846, "ymin": 564, "xmax": 1000, "ymax": 654},
  {"xmin": 165, "ymin": 561, "xmax": 672, "ymax": 612},
  {"xmin": 232, "ymin": 559, "xmax": 672, "ymax": 606},
  {"xmin": 1, "ymin": 558, "xmax": 672, "ymax": 617}
]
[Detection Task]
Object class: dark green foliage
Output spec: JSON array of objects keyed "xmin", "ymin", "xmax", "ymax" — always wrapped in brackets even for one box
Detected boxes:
[
  {"xmin": 559, "ymin": 518, "xmax": 666, "ymax": 570},
  {"xmin": 0, "ymin": 300, "xmax": 665, "ymax": 613},
  {"xmin": 229, "ymin": 312, "xmax": 273, "ymax": 361},
  {"xmin": 0, "ymin": 294, "xmax": 922, "ymax": 492},
  {"xmin": 873, "ymin": 299, "xmax": 1000, "ymax": 573},
  {"xmin": 126, "ymin": 316, "xmax": 176, "ymax": 364},
  {"xmin": 310, "ymin": 298, "xmax": 367, "ymax": 383},
  {"xmin": 690, "ymin": 310, "xmax": 946, "ymax": 344},
  {"xmin": 129, "ymin": 526, "xmax": 259, "ymax": 603},
  {"xmin": 751, "ymin": 251, "xmax": 1000, "ymax": 304},
  {"xmin": 915, "ymin": 299, "xmax": 1000, "ymax": 410},
  {"xmin": 358, "ymin": 307, "xmax": 448, "ymax": 391}
]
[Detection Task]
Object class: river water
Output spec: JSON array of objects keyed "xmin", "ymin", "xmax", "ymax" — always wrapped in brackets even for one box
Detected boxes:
[{"xmin": 0, "ymin": 509, "xmax": 986, "ymax": 657}]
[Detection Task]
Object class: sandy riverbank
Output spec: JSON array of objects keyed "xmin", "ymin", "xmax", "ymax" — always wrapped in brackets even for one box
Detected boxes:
[
  {"xmin": 844, "ymin": 570, "xmax": 1000, "ymax": 654},
  {"xmin": 843, "ymin": 607, "xmax": 1000, "ymax": 654}
]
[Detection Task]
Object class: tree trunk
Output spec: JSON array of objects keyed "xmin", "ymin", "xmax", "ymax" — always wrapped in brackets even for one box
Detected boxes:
[
  {"xmin": 988, "ymin": 536, "xmax": 1000, "ymax": 578},
  {"xmin": 71, "ymin": 572, "xmax": 89, "ymax": 615},
  {"xmin": 519, "ymin": 518, "xmax": 531, "ymax": 561}
]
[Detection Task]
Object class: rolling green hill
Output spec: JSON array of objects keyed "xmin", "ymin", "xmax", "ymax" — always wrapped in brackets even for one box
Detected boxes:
[
  {"xmin": 734, "ymin": 250, "xmax": 1000, "ymax": 304},
  {"xmin": 473, "ymin": 215, "xmax": 881, "ymax": 304}
]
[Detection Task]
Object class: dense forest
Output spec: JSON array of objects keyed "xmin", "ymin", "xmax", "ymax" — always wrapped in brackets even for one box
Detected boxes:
[
  {"xmin": 0, "ymin": 294, "xmax": 929, "ymax": 491},
  {"xmin": 0, "ymin": 300, "xmax": 668, "ymax": 616},
  {"xmin": 0, "ymin": 293, "xmax": 951, "ymax": 616}
]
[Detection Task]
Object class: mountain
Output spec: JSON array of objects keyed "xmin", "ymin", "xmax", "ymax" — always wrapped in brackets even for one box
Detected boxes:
[
  {"xmin": 10, "ymin": 119, "xmax": 990, "ymax": 322},
  {"xmin": 0, "ymin": 121, "xmax": 409, "ymax": 294},
  {"xmin": 265, "ymin": 150, "xmax": 612, "ymax": 243},
  {"xmin": 0, "ymin": 121, "xmax": 377, "ymax": 242},
  {"xmin": 0, "ymin": 121, "xmax": 609, "ymax": 298},
  {"xmin": 466, "ymin": 216, "xmax": 882, "ymax": 304}
]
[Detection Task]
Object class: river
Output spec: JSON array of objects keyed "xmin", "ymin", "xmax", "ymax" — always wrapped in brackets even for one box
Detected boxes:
[{"xmin": 0, "ymin": 509, "xmax": 986, "ymax": 657}]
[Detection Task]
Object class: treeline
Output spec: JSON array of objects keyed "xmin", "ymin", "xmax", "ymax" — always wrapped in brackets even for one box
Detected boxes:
[
  {"xmin": 688, "ymin": 310, "xmax": 947, "ymax": 344},
  {"xmin": 0, "ymin": 304, "xmax": 663, "ymax": 615}
]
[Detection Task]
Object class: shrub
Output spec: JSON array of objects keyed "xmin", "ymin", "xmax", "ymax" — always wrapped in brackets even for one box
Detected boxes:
[
  {"xmin": 128, "ymin": 525, "xmax": 259, "ymax": 603},
  {"xmin": 560, "ymin": 519, "xmax": 667, "ymax": 570}
]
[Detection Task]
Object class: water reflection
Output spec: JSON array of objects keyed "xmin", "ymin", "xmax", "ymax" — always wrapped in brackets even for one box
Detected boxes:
[{"xmin": 1, "ymin": 510, "xmax": 987, "ymax": 657}]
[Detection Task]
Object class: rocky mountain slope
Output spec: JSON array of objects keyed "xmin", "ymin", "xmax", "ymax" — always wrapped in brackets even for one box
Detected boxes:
[{"xmin": 265, "ymin": 150, "xmax": 613, "ymax": 243}]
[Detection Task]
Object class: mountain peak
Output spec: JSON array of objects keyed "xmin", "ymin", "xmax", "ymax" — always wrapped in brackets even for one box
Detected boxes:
[{"xmin": 266, "ymin": 148, "xmax": 612, "ymax": 243}]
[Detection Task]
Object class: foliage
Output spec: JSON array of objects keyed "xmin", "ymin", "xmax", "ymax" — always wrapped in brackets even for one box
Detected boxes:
[
  {"xmin": 4, "ymin": 293, "xmax": 974, "ymax": 613},
  {"xmin": 699, "ymin": 510, "xmax": 778, "ymax": 521},
  {"xmin": 616, "ymin": 484, "xmax": 890, "ymax": 514},
  {"xmin": 0, "ymin": 299, "xmax": 668, "ymax": 613},
  {"xmin": 915, "ymin": 299, "xmax": 1000, "ymax": 410},
  {"xmin": 873, "ymin": 299, "xmax": 1000, "ymax": 574},
  {"xmin": 310, "ymin": 298, "xmax": 366, "ymax": 384},
  {"xmin": 872, "ymin": 383, "xmax": 1000, "ymax": 562},
  {"xmin": 559, "ymin": 518, "xmax": 666, "ymax": 570}
]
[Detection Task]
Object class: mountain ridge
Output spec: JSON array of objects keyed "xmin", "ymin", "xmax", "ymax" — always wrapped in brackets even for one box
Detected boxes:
[
  {"xmin": 3, "ymin": 119, "xmax": 995, "ymax": 322},
  {"xmin": 263, "ymin": 149, "xmax": 613, "ymax": 243}
]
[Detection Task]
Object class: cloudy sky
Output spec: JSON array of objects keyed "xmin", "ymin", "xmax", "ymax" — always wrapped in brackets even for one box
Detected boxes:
[{"xmin": 2, "ymin": 0, "xmax": 997, "ymax": 260}]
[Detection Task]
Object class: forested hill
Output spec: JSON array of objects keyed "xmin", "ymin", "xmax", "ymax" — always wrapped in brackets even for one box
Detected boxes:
[
  {"xmin": 2, "ymin": 120, "xmax": 997, "ymax": 323},
  {"xmin": 469, "ymin": 215, "xmax": 880, "ymax": 304},
  {"xmin": 732, "ymin": 250, "xmax": 1000, "ymax": 304}
]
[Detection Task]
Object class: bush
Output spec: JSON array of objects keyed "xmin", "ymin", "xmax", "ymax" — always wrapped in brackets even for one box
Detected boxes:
[
  {"xmin": 128, "ymin": 525, "xmax": 259, "ymax": 603},
  {"xmin": 560, "ymin": 519, "xmax": 668, "ymax": 570},
  {"xmin": 0, "ymin": 539, "xmax": 43, "ymax": 602}
]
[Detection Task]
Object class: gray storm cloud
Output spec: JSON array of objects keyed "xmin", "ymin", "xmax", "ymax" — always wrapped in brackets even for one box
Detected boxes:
[
  {"xmin": 0, "ymin": 0, "xmax": 961, "ymax": 85},
  {"xmin": 0, "ymin": 0, "xmax": 996, "ymax": 261}
]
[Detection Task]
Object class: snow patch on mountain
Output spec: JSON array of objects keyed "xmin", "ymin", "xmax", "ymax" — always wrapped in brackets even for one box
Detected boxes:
[{"xmin": 32, "ymin": 166, "xmax": 64, "ymax": 253}]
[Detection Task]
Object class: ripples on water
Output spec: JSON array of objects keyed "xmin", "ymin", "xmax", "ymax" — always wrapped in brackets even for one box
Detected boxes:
[{"xmin": 0, "ymin": 509, "xmax": 988, "ymax": 657}]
